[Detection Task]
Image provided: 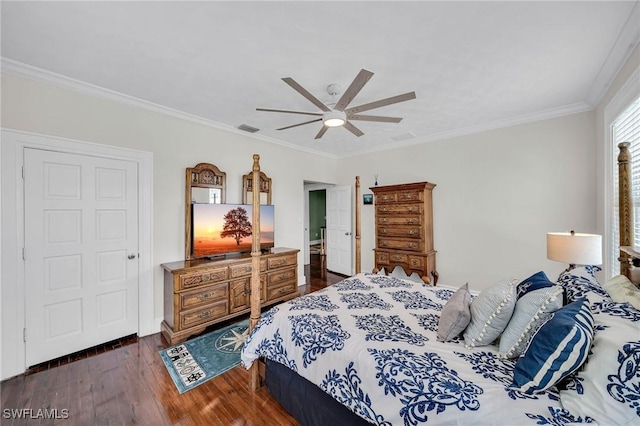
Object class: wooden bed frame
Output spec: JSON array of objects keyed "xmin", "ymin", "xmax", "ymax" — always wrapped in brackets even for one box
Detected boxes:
[
  {"xmin": 246, "ymin": 154, "xmax": 362, "ymax": 389},
  {"xmin": 247, "ymin": 143, "xmax": 639, "ymax": 390},
  {"xmin": 617, "ymin": 142, "xmax": 640, "ymax": 286}
]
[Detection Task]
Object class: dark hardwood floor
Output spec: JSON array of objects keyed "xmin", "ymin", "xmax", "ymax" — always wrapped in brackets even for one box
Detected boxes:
[{"xmin": 0, "ymin": 254, "xmax": 345, "ymax": 426}]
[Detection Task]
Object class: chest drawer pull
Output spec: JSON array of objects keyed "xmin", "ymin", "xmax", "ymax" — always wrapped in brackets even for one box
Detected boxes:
[
  {"xmin": 198, "ymin": 293, "xmax": 212, "ymax": 301},
  {"xmin": 199, "ymin": 310, "xmax": 212, "ymax": 319}
]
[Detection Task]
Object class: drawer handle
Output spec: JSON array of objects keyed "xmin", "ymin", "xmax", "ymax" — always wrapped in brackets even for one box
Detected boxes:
[
  {"xmin": 198, "ymin": 293, "xmax": 212, "ymax": 301},
  {"xmin": 393, "ymin": 255, "xmax": 403, "ymax": 261},
  {"xmin": 278, "ymin": 273, "xmax": 288, "ymax": 280},
  {"xmin": 198, "ymin": 310, "xmax": 212, "ymax": 319},
  {"xmin": 407, "ymin": 230, "xmax": 416, "ymax": 235},
  {"xmin": 411, "ymin": 260, "xmax": 419, "ymax": 266},
  {"xmin": 381, "ymin": 207, "xmax": 388, "ymax": 212},
  {"xmin": 380, "ymin": 242, "xmax": 388, "ymax": 247},
  {"xmin": 245, "ymin": 266, "xmax": 252, "ymax": 272},
  {"xmin": 278, "ymin": 287, "xmax": 288, "ymax": 294},
  {"xmin": 381, "ymin": 218, "xmax": 388, "ymax": 223},
  {"xmin": 408, "ymin": 218, "xmax": 416, "ymax": 224},
  {"xmin": 408, "ymin": 243, "xmax": 417, "ymax": 248},
  {"xmin": 409, "ymin": 207, "xmax": 416, "ymax": 212},
  {"xmin": 274, "ymin": 259, "xmax": 286, "ymax": 266},
  {"xmin": 201, "ymin": 273, "xmax": 210, "ymax": 282},
  {"xmin": 381, "ymin": 229, "xmax": 388, "ymax": 234}
]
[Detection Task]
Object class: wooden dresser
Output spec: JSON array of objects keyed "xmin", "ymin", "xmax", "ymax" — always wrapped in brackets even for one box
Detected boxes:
[
  {"xmin": 370, "ymin": 182, "xmax": 438, "ymax": 285},
  {"xmin": 161, "ymin": 247, "xmax": 299, "ymax": 345}
]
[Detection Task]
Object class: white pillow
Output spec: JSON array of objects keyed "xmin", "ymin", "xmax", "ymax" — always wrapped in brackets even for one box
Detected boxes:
[
  {"xmin": 559, "ymin": 300, "xmax": 640, "ymax": 425},
  {"xmin": 603, "ymin": 274, "xmax": 640, "ymax": 310},
  {"xmin": 498, "ymin": 285, "xmax": 563, "ymax": 358},
  {"xmin": 463, "ymin": 278, "xmax": 518, "ymax": 348}
]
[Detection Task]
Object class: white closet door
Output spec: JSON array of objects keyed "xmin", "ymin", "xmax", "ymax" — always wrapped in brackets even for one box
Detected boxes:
[
  {"xmin": 326, "ymin": 185, "xmax": 353, "ymax": 276},
  {"xmin": 24, "ymin": 148, "xmax": 139, "ymax": 366}
]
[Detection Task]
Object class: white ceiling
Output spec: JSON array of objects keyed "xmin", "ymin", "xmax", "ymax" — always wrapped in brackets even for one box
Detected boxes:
[{"xmin": 2, "ymin": 1, "xmax": 639, "ymax": 158}]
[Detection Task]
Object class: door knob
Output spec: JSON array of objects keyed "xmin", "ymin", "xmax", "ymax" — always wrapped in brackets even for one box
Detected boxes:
[{"xmin": 128, "ymin": 254, "xmax": 137, "ymax": 260}]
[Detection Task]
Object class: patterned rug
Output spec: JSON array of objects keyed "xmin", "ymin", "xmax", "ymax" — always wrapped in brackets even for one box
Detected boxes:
[{"xmin": 159, "ymin": 319, "xmax": 249, "ymax": 393}]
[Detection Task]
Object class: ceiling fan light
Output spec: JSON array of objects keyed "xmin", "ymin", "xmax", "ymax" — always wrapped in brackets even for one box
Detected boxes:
[{"xmin": 323, "ymin": 110, "xmax": 346, "ymax": 127}]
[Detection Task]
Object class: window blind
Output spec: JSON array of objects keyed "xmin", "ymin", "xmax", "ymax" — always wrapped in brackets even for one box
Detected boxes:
[{"xmin": 611, "ymin": 96, "xmax": 640, "ymax": 276}]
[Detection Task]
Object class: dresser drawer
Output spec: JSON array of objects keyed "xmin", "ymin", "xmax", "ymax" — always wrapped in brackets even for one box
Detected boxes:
[
  {"xmin": 268, "ymin": 268, "xmax": 296, "ymax": 286},
  {"xmin": 408, "ymin": 255, "xmax": 425, "ymax": 270},
  {"xmin": 179, "ymin": 282, "xmax": 228, "ymax": 310},
  {"xmin": 378, "ymin": 238, "xmax": 422, "ymax": 252},
  {"xmin": 378, "ymin": 216, "xmax": 422, "ymax": 226},
  {"xmin": 267, "ymin": 282, "xmax": 296, "ymax": 300},
  {"xmin": 396, "ymin": 190, "xmax": 424, "ymax": 203},
  {"xmin": 268, "ymin": 254, "xmax": 297, "ymax": 270},
  {"xmin": 180, "ymin": 301, "xmax": 228, "ymax": 329},
  {"xmin": 376, "ymin": 251, "xmax": 390, "ymax": 265},
  {"xmin": 376, "ymin": 204, "xmax": 422, "ymax": 215},
  {"xmin": 178, "ymin": 267, "xmax": 228, "ymax": 291},
  {"xmin": 229, "ymin": 259, "xmax": 267, "ymax": 278},
  {"xmin": 377, "ymin": 226, "xmax": 422, "ymax": 239}
]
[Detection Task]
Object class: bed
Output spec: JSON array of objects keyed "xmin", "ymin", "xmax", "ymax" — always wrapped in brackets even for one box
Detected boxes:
[{"xmin": 241, "ymin": 147, "xmax": 640, "ymax": 425}]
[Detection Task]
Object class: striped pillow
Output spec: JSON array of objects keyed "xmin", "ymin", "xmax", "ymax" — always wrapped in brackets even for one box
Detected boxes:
[{"xmin": 512, "ymin": 297, "xmax": 594, "ymax": 394}]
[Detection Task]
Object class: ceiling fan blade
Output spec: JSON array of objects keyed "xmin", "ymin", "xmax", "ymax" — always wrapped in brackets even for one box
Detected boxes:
[
  {"xmin": 334, "ymin": 69, "xmax": 374, "ymax": 112},
  {"xmin": 282, "ymin": 77, "xmax": 331, "ymax": 112},
  {"xmin": 257, "ymin": 108, "xmax": 323, "ymax": 117},
  {"xmin": 314, "ymin": 125, "xmax": 329, "ymax": 139},
  {"xmin": 346, "ymin": 91, "xmax": 416, "ymax": 114},
  {"xmin": 276, "ymin": 118, "xmax": 322, "ymax": 131},
  {"xmin": 343, "ymin": 121, "xmax": 364, "ymax": 137},
  {"xmin": 348, "ymin": 114, "xmax": 403, "ymax": 123}
]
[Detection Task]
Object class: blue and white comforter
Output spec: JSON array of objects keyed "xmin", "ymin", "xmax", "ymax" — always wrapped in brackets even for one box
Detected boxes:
[{"xmin": 241, "ymin": 273, "xmax": 590, "ymax": 425}]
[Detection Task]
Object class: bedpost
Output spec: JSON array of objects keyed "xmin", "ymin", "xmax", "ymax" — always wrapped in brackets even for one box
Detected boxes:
[
  {"xmin": 618, "ymin": 142, "xmax": 634, "ymax": 279},
  {"xmin": 249, "ymin": 154, "xmax": 261, "ymax": 391},
  {"xmin": 355, "ymin": 176, "xmax": 361, "ymax": 274}
]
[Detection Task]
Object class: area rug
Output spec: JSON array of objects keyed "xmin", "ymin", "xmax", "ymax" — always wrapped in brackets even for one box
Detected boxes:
[{"xmin": 159, "ymin": 319, "xmax": 249, "ymax": 393}]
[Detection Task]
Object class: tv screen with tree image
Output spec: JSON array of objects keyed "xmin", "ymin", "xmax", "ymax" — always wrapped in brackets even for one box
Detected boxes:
[{"xmin": 191, "ymin": 203, "xmax": 275, "ymax": 258}]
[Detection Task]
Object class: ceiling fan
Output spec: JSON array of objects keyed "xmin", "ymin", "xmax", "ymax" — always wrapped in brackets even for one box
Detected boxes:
[{"xmin": 257, "ymin": 69, "xmax": 416, "ymax": 139}]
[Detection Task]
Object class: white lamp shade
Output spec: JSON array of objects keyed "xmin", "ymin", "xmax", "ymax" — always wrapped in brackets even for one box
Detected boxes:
[{"xmin": 547, "ymin": 232, "xmax": 602, "ymax": 265}]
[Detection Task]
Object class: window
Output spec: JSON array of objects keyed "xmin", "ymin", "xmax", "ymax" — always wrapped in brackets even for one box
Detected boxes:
[{"xmin": 611, "ymin": 95, "xmax": 640, "ymax": 277}]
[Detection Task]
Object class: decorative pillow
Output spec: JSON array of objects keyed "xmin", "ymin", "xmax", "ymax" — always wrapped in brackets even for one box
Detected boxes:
[
  {"xmin": 603, "ymin": 274, "xmax": 640, "ymax": 310},
  {"xmin": 498, "ymin": 285, "xmax": 563, "ymax": 358},
  {"xmin": 557, "ymin": 265, "xmax": 610, "ymax": 303},
  {"xmin": 512, "ymin": 297, "xmax": 594, "ymax": 394},
  {"xmin": 517, "ymin": 271, "xmax": 556, "ymax": 298},
  {"xmin": 463, "ymin": 278, "xmax": 518, "ymax": 348},
  {"xmin": 559, "ymin": 299, "xmax": 640, "ymax": 425},
  {"xmin": 437, "ymin": 283, "xmax": 472, "ymax": 342}
]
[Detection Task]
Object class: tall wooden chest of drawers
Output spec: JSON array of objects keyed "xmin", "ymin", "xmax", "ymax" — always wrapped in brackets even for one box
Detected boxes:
[
  {"xmin": 161, "ymin": 247, "xmax": 299, "ymax": 345},
  {"xmin": 370, "ymin": 182, "xmax": 438, "ymax": 285}
]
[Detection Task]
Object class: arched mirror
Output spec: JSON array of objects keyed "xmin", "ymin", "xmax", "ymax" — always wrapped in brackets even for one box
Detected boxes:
[
  {"xmin": 185, "ymin": 163, "xmax": 226, "ymax": 259},
  {"xmin": 243, "ymin": 170, "xmax": 272, "ymax": 205}
]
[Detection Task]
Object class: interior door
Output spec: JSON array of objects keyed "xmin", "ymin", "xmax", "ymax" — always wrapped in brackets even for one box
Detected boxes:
[
  {"xmin": 24, "ymin": 148, "xmax": 139, "ymax": 367},
  {"xmin": 326, "ymin": 185, "xmax": 353, "ymax": 275}
]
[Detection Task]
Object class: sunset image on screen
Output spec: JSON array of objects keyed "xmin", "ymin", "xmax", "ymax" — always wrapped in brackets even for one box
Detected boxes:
[{"xmin": 192, "ymin": 204, "xmax": 274, "ymax": 258}]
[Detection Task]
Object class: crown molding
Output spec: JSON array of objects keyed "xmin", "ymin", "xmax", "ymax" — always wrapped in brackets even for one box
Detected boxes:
[
  {"xmin": 340, "ymin": 101, "xmax": 593, "ymax": 159},
  {"xmin": 0, "ymin": 58, "xmax": 338, "ymax": 160},
  {"xmin": 585, "ymin": 1, "xmax": 640, "ymax": 107}
]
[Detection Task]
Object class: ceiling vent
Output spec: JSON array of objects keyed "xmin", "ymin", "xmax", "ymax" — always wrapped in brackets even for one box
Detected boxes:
[
  {"xmin": 391, "ymin": 132, "xmax": 416, "ymax": 141},
  {"xmin": 237, "ymin": 124, "xmax": 260, "ymax": 133}
]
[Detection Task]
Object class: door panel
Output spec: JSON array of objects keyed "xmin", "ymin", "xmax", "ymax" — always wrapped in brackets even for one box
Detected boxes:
[
  {"xmin": 24, "ymin": 148, "xmax": 139, "ymax": 367},
  {"xmin": 326, "ymin": 185, "xmax": 353, "ymax": 275}
]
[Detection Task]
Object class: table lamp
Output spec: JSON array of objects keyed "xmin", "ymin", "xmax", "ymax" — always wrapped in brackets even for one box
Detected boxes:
[{"xmin": 547, "ymin": 230, "xmax": 602, "ymax": 272}]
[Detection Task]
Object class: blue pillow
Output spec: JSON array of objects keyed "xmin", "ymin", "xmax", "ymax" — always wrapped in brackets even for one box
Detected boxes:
[
  {"xmin": 517, "ymin": 271, "xmax": 555, "ymax": 298},
  {"xmin": 512, "ymin": 297, "xmax": 594, "ymax": 394}
]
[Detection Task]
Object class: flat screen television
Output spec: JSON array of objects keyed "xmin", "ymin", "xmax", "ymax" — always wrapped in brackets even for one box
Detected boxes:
[{"xmin": 191, "ymin": 203, "xmax": 275, "ymax": 259}]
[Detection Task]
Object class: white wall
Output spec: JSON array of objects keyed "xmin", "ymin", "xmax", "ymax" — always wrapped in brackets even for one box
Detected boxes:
[{"xmin": 337, "ymin": 111, "xmax": 597, "ymax": 291}]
